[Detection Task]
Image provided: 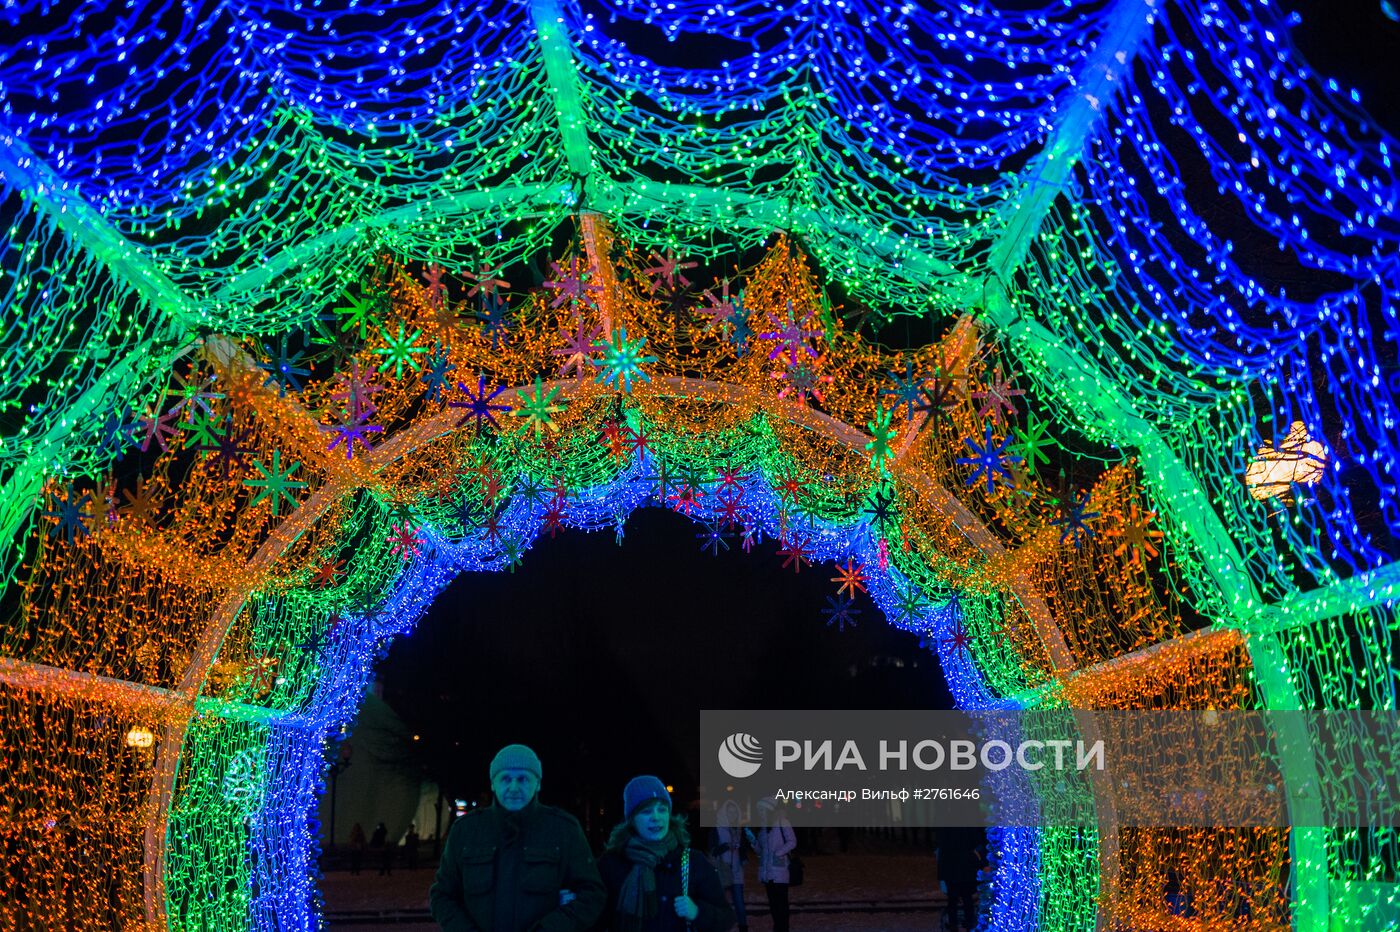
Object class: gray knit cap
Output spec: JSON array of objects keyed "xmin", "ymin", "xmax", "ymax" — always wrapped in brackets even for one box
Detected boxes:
[{"xmin": 490, "ymin": 743, "xmax": 542, "ymax": 781}]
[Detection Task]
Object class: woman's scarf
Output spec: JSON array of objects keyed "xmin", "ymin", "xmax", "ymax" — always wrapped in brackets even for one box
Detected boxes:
[{"xmin": 615, "ymin": 832, "xmax": 679, "ymax": 929}]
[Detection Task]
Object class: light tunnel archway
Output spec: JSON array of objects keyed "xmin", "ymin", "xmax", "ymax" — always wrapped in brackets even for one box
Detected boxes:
[
  {"xmin": 157, "ymin": 380, "xmax": 1117, "ymax": 931},
  {"xmin": 3, "ymin": 228, "xmax": 1280, "ymax": 931},
  {"xmin": 3, "ymin": 0, "xmax": 1398, "ymax": 925}
]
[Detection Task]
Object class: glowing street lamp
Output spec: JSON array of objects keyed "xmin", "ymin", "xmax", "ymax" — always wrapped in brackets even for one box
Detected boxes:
[{"xmin": 125, "ymin": 726, "xmax": 155, "ymax": 749}]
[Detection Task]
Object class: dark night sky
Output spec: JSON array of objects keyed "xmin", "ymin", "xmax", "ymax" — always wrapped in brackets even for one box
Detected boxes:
[{"xmin": 379, "ymin": 507, "xmax": 953, "ymax": 832}]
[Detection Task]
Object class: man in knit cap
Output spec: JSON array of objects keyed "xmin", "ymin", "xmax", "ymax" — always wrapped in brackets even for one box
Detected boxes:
[{"xmin": 430, "ymin": 743, "xmax": 605, "ymax": 931}]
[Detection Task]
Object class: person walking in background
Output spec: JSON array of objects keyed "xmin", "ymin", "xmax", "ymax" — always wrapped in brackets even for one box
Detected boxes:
[
  {"xmin": 596, "ymin": 775, "xmax": 734, "ymax": 932},
  {"xmin": 709, "ymin": 799, "xmax": 754, "ymax": 932},
  {"xmin": 403, "ymin": 822, "xmax": 420, "ymax": 870},
  {"xmin": 347, "ymin": 822, "xmax": 367, "ymax": 876},
  {"xmin": 430, "ymin": 743, "xmax": 604, "ymax": 931},
  {"xmin": 936, "ymin": 826, "xmax": 986, "ymax": 932},
  {"xmin": 370, "ymin": 821, "xmax": 391, "ymax": 876},
  {"xmin": 756, "ymin": 796, "xmax": 796, "ymax": 932}
]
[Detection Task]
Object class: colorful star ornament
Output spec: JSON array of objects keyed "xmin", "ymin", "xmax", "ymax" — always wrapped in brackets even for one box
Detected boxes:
[
  {"xmin": 883, "ymin": 360, "xmax": 927, "ymax": 421},
  {"xmin": 942, "ymin": 618, "xmax": 973, "ymax": 654},
  {"xmin": 42, "ymin": 485, "xmax": 93, "ymax": 543},
  {"xmin": 590, "ymin": 327, "xmax": 657, "ymax": 392},
  {"xmin": 450, "ymin": 376, "xmax": 513, "ymax": 432},
  {"xmin": 512, "ymin": 377, "xmax": 566, "ymax": 435},
  {"xmin": 864, "ymin": 406, "xmax": 897, "ymax": 472},
  {"xmin": 831, "ymin": 558, "xmax": 867, "ymax": 597},
  {"xmin": 257, "ymin": 336, "xmax": 311, "ymax": 397},
  {"xmin": 957, "ymin": 425, "xmax": 1021, "ymax": 494},
  {"xmin": 334, "ymin": 289, "xmax": 381, "ymax": 340},
  {"xmin": 1013, "ymin": 412, "xmax": 1055, "ymax": 473},
  {"xmin": 1054, "ymin": 491, "xmax": 1100, "ymax": 549},
  {"xmin": 243, "ymin": 450, "xmax": 307, "ymax": 516},
  {"xmin": 387, "ymin": 524, "xmax": 424, "ymax": 561},
  {"xmin": 374, "ymin": 323, "xmax": 428, "ymax": 380},
  {"xmin": 821, "ymin": 593, "xmax": 862, "ymax": 631},
  {"xmin": 323, "ymin": 409, "xmax": 382, "ymax": 460}
]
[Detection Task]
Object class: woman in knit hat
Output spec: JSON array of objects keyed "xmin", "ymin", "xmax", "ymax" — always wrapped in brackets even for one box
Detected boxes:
[{"xmin": 595, "ymin": 775, "xmax": 735, "ymax": 932}]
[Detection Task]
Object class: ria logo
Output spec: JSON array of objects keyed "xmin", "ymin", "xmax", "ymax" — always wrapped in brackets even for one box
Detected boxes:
[{"xmin": 717, "ymin": 733, "xmax": 763, "ymax": 779}]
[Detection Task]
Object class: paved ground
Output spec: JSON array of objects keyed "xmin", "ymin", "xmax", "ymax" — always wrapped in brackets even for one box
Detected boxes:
[{"xmin": 323, "ymin": 835, "xmax": 950, "ymax": 930}]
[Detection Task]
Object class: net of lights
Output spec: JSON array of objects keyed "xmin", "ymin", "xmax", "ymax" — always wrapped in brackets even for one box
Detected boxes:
[{"xmin": 0, "ymin": 0, "xmax": 1395, "ymax": 928}]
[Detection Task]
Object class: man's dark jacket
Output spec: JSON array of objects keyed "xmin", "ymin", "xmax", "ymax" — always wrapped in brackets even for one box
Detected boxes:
[{"xmin": 430, "ymin": 800, "xmax": 605, "ymax": 931}]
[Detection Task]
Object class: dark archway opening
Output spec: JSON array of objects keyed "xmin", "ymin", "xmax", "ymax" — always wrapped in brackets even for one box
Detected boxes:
[{"xmin": 377, "ymin": 505, "xmax": 954, "ymax": 850}]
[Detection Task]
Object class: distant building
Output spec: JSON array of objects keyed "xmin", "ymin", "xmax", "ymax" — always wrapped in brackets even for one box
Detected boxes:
[{"xmin": 319, "ymin": 682, "xmax": 443, "ymax": 850}]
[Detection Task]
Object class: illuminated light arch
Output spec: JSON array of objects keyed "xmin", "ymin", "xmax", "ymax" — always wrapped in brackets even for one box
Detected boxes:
[
  {"xmin": 148, "ymin": 373, "xmax": 1100, "ymax": 929},
  {"xmin": 2, "ymin": 228, "xmax": 1258, "ymax": 929},
  {"xmin": 1, "ymin": 0, "xmax": 1397, "ymax": 927}
]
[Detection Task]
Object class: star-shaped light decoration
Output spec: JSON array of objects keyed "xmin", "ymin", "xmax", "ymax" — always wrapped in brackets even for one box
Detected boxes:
[
  {"xmin": 544, "ymin": 255, "xmax": 600, "ymax": 309},
  {"xmin": 322, "ymin": 410, "xmax": 383, "ymax": 460},
  {"xmin": 310, "ymin": 558, "xmax": 345, "ymax": 588},
  {"xmin": 475, "ymin": 292, "xmax": 513, "ymax": 348},
  {"xmin": 374, "ymin": 322, "xmax": 429, "ymax": 380},
  {"xmin": 699, "ymin": 278, "xmax": 738, "ymax": 331},
  {"xmin": 1053, "ymin": 492, "xmax": 1100, "ymax": 549},
  {"xmin": 1103, "ymin": 501, "xmax": 1164, "ymax": 567},
  {"xmin": 773, "ymin": 358, "xmax": 832, "ymax": 406},
  {"xmin": 244, "ymin": 451, "xmax": 307, "ymax": 517},
  {"xmin": 893, "ymin": 582, "xmax": 929, "ymax": 627},
  {"xmin": 778, "ymin": 534, "xmax": 812, "ymax": 573},
  {"xmin": 831, "ymin": 558, "xmax": 867, "ymax": 597},
  {"xmin": 641, "ymin": 248, "xmax": 697, "ymax": 294},
  {"xmin": 333, "ymin": 289, "xmax": 381, "ymax": 340},
  {"xmin": 822, "ymin": 594, "xmax": 862, "ymax": 632},
  {"xmin": 205, "ymin": 418, "xmax": 254, "ymax": 477},
  {"xmin": 422, "ymin": 262, "xmax": 449, "ymax": 307},
  {"xmin": 957, "ymin": 425, "xmax": 1021, "ymax": 494},
  {"xmin": 541, "ymin": 499, "xmax": 568, "ymax": 538},
  {"xmin": 512, "ymin": 377, "xmax": 566, "ymax": 436},
  {"xmin": 136, "ymin": 406, "xmax": 180, "ymax": 453},
  {"xmin": 883, "ymin": 360, "xmax": 927, "ymax": 422},
  {"xmin": 1013, "ymin": 412, "xmax": 1055, "ymax": 474},
  {"xmin": 971, "ymin": 366, "xmax": 1025, "ymax": 425},
  {"xmin": 119, "ymin": 476, "xmax": 160, "ymax": 526},
  {"xmin": 330, "ymin": 360, "xmax": 383, "ymax": 421},
  {"xmin": 258, "ymin": 335, "xmax": 310, "ymax": 397},
  {"xmin": 715, "ymin": 490, "xmax": 747, "ymax": 529},
  {"xmin": 865, "ymin": 406, "xmax": 898, "ymax": 472},
  {"xmin": 942, "ymin": 620, "xmax": 973, "ymax": 655},
  {"xmin": 466, "ymin": 264, "xmax": 510, "ymax": 299},
  {"xmin": 667, "ymin": 480, "xmax": 705, "ymax": 515},
  {"xmin": 759, "ymin": 300, "xmax": 822, "ymax": 366},
  {"xmin": 697, "ymin": 522, "xmax": 730, "ymax": 556},
  {"xmin": 387, "ymin": 523, "xmax": 424, "ymax": 561},
  {"xmin": 863, "ymin": 484, "xmax": 897, "ymax": 533},
  {"xmin": 165, "ymin": 368, "xmax": 223, "ymax": 418},
  {"xmin": 591, "ymin": 327, "xmax": 658, "ymax": 393},
  {"xmin": 43, "ymin": 485, "xmax": 93, "ymax": 544},
  {"xmin": 450, "ymin": 376, "xmax": 512, "ymax": 432},
  {"xmin": 554, "ymin": 318, "xmax": 604, "ymax": 380},
  {"xmin": 420, "ymin": 344, "xmax": 458, "ymax": 402},
  {"xmin": 180, "ymin": 409, "xmax": 225, "ymax": 449}
]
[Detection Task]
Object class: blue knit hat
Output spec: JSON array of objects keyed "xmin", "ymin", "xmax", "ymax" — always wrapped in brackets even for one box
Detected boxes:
[
  {"xmin": 490, "ymin": 744, "xmax": 542, "ymax": 781},
  {"xmin": 623, "ymin": 775, "xmax": 671, "ymax": 819}
]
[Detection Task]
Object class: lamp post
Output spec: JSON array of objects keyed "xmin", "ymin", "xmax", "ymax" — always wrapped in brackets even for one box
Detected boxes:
[{"xmin": 328, "ymin": 742, "xmax": 353, "ymax": 855}]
